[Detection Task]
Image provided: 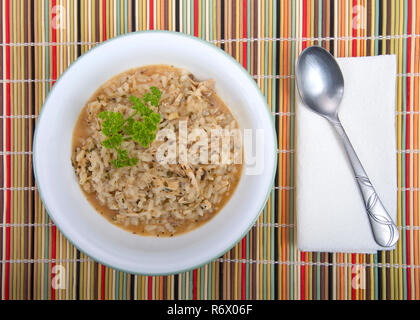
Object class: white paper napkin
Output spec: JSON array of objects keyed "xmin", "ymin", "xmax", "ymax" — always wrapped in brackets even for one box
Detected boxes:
[{"xmin": 296, "ymin": 55, "xmax": 397, "ymax": 253}]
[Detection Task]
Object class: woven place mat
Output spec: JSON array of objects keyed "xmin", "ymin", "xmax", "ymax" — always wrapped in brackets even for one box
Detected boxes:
[{"xmin": 0, "ymin": 0, "xmax": 419, "ymax": 300}]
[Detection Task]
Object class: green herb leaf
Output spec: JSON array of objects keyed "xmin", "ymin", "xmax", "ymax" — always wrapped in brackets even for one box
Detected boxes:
[
  {"xmin": 123, "ymin": 117, "xmax": 135, "ymax": 135},
  {"xmin": 130, "ymin": 96, "xmax": 150, "ymax": 117},
  {"xmin": 143, "ymin": 86, "xmax": 161, "ymax": 108},
  {"xmin": 101, "ymin": 134, "xmax": 123, "ymax": 149},
  {"xmin": 150, "ymin": 112, "xmax": 161, "ymax": 124},
  {"xmin": 99, "ymin": 111, "xmax": 125, "ymax": 137},
  {"xmin": 99, "ymin": 87, "xmax": 162, "ymax": 168},
  {"xmin": 144, "ymin": 117, "xmax": 157, "ymax": 131},
  {"xmin": 150, "ymin": 86, "xmax": 162, "ymax": 99},
  {"xmin": 111, "ymin": 148, "xmax": 139, "ymax": 168}
]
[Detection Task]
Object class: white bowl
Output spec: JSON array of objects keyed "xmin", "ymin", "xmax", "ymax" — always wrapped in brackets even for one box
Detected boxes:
[{"xmin": 33, "ymin": 31, "xmax": 277, "ymax": 275}]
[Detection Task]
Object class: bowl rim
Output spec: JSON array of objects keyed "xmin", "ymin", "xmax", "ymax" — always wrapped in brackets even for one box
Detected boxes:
[{"xmin": 33, "ymin": 30, "xmax": 278, "ymax": 275}]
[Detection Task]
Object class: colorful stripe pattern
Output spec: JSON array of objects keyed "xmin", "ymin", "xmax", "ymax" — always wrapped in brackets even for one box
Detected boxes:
[{"xmin": 1, "ymin": 0, "xmax": 419, "ymax": 300}]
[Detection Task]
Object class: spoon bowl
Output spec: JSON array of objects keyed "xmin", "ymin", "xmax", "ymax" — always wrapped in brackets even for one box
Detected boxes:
[{"xmin": 296, "ymin": 46, "xmax": 344, "ymax": 120}]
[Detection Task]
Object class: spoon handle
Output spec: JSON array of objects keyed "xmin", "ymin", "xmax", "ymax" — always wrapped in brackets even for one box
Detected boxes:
[{"xmin": 330, "ymin": 119, "xmax": 399, "ymax": 248}]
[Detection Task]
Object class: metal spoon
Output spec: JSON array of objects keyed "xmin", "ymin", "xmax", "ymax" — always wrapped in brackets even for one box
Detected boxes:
[{"xmin": 296, "ymin": 46, "xmax": 399, "ymax": 248}]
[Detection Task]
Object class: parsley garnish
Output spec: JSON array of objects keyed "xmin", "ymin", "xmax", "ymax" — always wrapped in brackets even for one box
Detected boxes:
[
  {"xmin": 98, "ymin": 86, "xmax": 162, "ymax": 168},
  {"xmin": 111, "ymin": 148, "xmax": 138, "ymax": 168}
]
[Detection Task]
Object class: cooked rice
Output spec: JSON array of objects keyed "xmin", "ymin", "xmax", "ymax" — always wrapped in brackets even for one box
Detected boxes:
[{"xmin": 72, "ymin": 65, "xmax": 242, "ymax": 236}]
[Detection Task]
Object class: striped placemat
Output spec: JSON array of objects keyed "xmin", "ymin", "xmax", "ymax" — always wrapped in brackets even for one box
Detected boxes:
[{"xmin": 1, "ymin": 0, "xmax": 419, "ymax": 300}]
